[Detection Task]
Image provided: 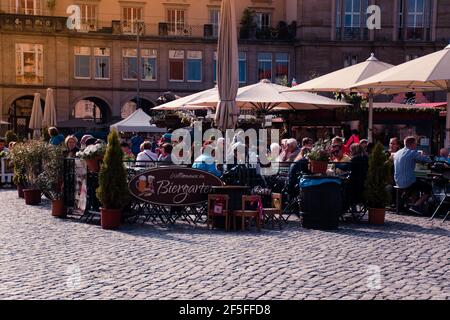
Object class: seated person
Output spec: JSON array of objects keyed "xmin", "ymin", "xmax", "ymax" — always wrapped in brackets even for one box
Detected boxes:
[
  {"xmin": 330, "ymin": 137, "xmax": 351, "ymax": 174},
  {"xmin": 349, "ymin": 143, "xmax": 369, "ymax": 204},
  {"xmin": 192, "ymin": 140, "xmax": 221, "ymax": 177},
  {"xmin": 394, "ymin": 136, "xmax": 432, "ymax": 215},
  {"xmin": 158, "ymin": 143, "xmax": 173, "ymax": 164},
  {"xmin": 136, "ymin": 141, "xmax": 158, "ymax": 165},
  {"xmin": 121, "ymin": 142, "xmax": 135, "ymax": 162},
  {"xmin": 287, "ymin": 147, "xmax": 311, "ymax": 196},
  {"xmin": 278, "ymin": 138, "xmax": 300, "ymax": 162},
  {"xmin": 434, "ymin": 148, "xmax": 450, "ymax": 165}
]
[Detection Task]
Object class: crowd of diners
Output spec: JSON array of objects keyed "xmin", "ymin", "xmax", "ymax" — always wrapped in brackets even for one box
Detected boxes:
[{"xmin": 2, "ymin": 125, "xmax": 449, "ymax": 215}]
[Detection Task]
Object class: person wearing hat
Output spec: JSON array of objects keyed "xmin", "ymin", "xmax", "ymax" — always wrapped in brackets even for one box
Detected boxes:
[{"xmin": 80, "ymin": 134, "xmax": 94, "ymax": 150}]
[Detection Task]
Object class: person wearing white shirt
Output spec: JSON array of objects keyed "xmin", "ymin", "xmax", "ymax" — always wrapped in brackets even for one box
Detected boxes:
[{"xmin": 136, "ymin": 141, "xmax": 157, "ymax": 166}]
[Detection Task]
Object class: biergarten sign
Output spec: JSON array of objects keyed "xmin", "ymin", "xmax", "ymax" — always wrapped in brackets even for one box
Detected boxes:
[{"xmin": 129, "ymin": 167, "xmax": 223, "ymax": 206}]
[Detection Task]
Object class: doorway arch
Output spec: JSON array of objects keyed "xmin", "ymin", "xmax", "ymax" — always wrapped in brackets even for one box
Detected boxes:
[
  {"xmin": 72, "ymin": 96, "xmax": 111, "ymax": 124},
  {"xmin": 9, "ymin": 95, "xmax": 45, "ymax": 137}
]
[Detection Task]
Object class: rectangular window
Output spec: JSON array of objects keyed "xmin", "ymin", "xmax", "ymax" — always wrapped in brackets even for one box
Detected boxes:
[
  {"xmin": 169, "ymin": 50, "xmax": 184, "ymax": 81},
  {"xmin": 275, "ymin": 53, "xmax": 289, "ymax": 85},
  {"xmin": 74, "ymin": 46, "xmax": 91, "ymax": 79},
  {"xmin": 122, "ymin": 48, "xmax": 138, "ymax": 80},
  {"xmin": 257, "ymin": 52, "xmax": 272, "ymax": 81},
  {"xmin": 187, "ymin": 51, "xmax": 202, "ymax": 82},
  {"xmin": 407, "ymin": 0, "xmax": 425, "ymax": 27},
  {"xmin": 344, "ymin": 54, "xmax": 358, "ymax": 67},
  {"xmin": 94, "ymin": 48, "xmax": 110, "ymax": 79},
  {"xmin": 239, "ymin": 52, "xmax": 247, "ymax": 84},
  {"xmin": 209, "ymin": 9, "xmax": 220, "ymax": 37},
  {"xmin": 255, "ymin": 12, "xmax": 271, "ymax": 29},
  {"xmin": 141, "ymin": 49, "xmax": 157, "ymax": 81},
  {"xmin": 80, "ymin": 4, "xmax": 97, "ymax": 31},
  {"xmin": 167, "ymin": 9, "xmax": 185, "ymax": 35},
  {"xmin": 13, "ymin": 0, "xmax": 41, "ymax": 15},
  {"xmin": 15, "ymin": 43, "xmax": 43, "ymax": 84},
  {"xmin": 214, "ymin": 51, "xmax": 247, "ymax": 84},
  {"xmin": 122, "ymin": 7, "xmax": 143, "ymax": 34},
  {"xmin": 336, "ymin": 0, "xmax": 369, "ymax": 40}
]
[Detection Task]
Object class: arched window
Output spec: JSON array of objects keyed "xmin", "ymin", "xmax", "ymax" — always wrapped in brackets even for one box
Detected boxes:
[
  {"xmin": 121, "ymin": 101, "xmax": 137, "ymax": 119},
  {"xmin": 72, "ymin": 99, "xmax": 103, "ymax": 123}
]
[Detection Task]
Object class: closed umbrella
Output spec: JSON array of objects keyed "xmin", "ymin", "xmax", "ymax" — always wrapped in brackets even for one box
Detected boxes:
[
  {"xmin": 43, "ymin": 88, "xmax": 57, "ymax": 127},
  {"xmin": 189, "ymin": 79, "xmax": 349, "ymax": 112},
  {"xmin": 215, "ymin": 0, "xmax": 239, "ymax": 130},
  {"xmin": 284, "ymin": 53, "xmax": 393, "ymax": 142},
  {"xmin": 29, "ymin": 93, "xmax": 43, "ymax": 139},
  {"xmin": 351, "ymin": 44, "xmax": 450, "ymax": 147}
]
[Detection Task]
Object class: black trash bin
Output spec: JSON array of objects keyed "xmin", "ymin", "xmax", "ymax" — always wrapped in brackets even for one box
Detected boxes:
[{"xmin": 300, "ymin": 176, "xmax": 343, "ymax": 230}]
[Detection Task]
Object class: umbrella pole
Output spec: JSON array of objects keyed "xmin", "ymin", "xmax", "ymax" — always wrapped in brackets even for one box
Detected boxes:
[
  {"xmin": 368, "ymin": 90, "xmax": 374, "ymax": 143},
  {"xmin": 446, "ymin": 91, "xmax": 450, "ymax": 149}
]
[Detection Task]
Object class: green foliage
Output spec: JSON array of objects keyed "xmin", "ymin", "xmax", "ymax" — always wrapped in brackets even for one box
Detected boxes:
[
  {"xmin": 364, "ymin": 143, "xmax": 391, "ymax": 208},
  {"xmin": 7, "ymin": 142, "xmax": 27, "ymax": 186},
  {"xmin": 96, "ymin": 129, "xmax": 130, "ymax": 210},
  {"xmin": 240, "ymin": 8, "xmax": 256, "ymax": 39},
  {"xmin": 308, "ymin": 140, "xmax": 331, "ymax": 162},
  {"xmin": 5, "ymin": 130, "xmax": 18, "ymax": 144},
  {"xmin": 8, "ymin": 140, "xmax": 47, "ymax": 189},
  {"xmin": 36, "ymin": 145, "xmax": 65, "ymax": 200}
]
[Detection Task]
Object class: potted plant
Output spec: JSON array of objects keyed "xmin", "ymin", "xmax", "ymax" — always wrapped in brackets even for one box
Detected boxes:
[
  {"xmin": 8, "ymin": 142, "xmax": 28, "ymax": 198},
  {"xmin": 13, "ymin": 140, "xmax": 47, "ymax": 205},
  {"xmin": 308, "ymin": 140, "xmax": 331, "ymax": 174},
  {"xmin": 37, "ymin": 145, "xmax": 66, "ymax": 217},
  {"xmin": 96, "ymin": 129, "xmax": 130, "ymax": 230},
  {"xmin": 364, "ymin": 142, "xmax": 391, "ymax": 225},
  {"xmin": 76, "ymin": 143, "xmax": 106, "ymax": 172}
]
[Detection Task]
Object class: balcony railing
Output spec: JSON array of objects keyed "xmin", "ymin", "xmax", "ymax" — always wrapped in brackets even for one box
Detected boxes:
[{"xmin": 0, "ymin": 13, "xmax": 296, "ymax": 41}]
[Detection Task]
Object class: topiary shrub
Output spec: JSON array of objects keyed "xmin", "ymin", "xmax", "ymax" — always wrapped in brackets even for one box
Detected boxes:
[
  {"xmin": 5, "ymin": 130, "xmax": 18, "ymax": 144},
  {"xmin": 96, "ymin": 129, "xmax": 130, "ymax": 210},
  {"xmin": 364, "ymin": 142, "xmax": 391, "ymax": 208}
]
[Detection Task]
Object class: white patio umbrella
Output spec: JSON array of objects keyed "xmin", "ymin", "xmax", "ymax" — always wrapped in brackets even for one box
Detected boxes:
[
  {"xmin": 42, "ymin": 88, "xmax": 57, "ymax": 127},
  {"xmin": 215, "ymin": 0, "xmax": 239, "ymax": 130},
  {"xmin": 284, "ymin": 53, "xmax": 394, "ymax": 142},
  {"xmin": 189, "ymin": 79, "xmax": 349, "ymax": 112},
  {"xmin": 152, "ymin": 87, "xmax": 218, "ymax": 111},
  {"xmin": 351, "ymin": 44, "xmax": 450, "ymax": 147},
  {"xmin": 29, "ymin": 93, "xmax": 43, "ymax": 139}
]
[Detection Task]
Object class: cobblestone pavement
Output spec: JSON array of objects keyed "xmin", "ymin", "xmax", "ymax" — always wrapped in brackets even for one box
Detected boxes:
[{"xmin": 0, "ymin": 190, "xmax": 449, "ymax": 300}]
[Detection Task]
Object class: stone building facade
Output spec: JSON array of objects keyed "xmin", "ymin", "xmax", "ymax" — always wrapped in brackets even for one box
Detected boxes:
[{"xmin": 0, "ymin": 0, "xmax": 448, "ymax": 135}]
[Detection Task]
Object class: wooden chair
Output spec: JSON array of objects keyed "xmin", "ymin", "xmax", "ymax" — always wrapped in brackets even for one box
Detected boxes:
[
  {"xmin": 263, "ymin": 193, "xmax": 283, "ymax": 229},
  {"xmin": 233, "ymin": 195, "xmax": 262, "ymax": 232},
  {"xmin": 207, "ymin": 194, "xmax": 230, "ymax": 231}
]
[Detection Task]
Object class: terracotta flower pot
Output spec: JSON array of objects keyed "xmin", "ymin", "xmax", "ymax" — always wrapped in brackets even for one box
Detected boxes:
[
  {"xmin": 23, "ymin": 189, "xmax": 42, "ymax": 205},
  {"xmin": 86, "ymin": 157, "xmax": 102, "ymax": 172},
  {"xmin": 310, "ymin": 160, "xmax": 328, "ymax": 175},
  {"xmin": 368, "ymin": 208, "xmax": 386, "ymax": 225},
  {"xmin": 100, "ymin": 208, "xmax": 122, "ymax": 230},
  {"xmin": 17, "ymin": 184, "xmax": 24, "ymax": 198},
  {"xmin": 51, "ymin": 199, "xmax": 66, "ymax": 218}
]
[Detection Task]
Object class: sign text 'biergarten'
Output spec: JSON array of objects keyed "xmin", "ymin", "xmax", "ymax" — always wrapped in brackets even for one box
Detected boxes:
[{"xmin": 129, "ymin": 167, "xmax": 223, "ymax": 206}]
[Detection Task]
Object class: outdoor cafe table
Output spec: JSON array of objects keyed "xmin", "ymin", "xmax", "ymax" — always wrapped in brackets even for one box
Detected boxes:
[{"xmin": 211, "ymin": 185, "xmax": 251, "ymax": 211}]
